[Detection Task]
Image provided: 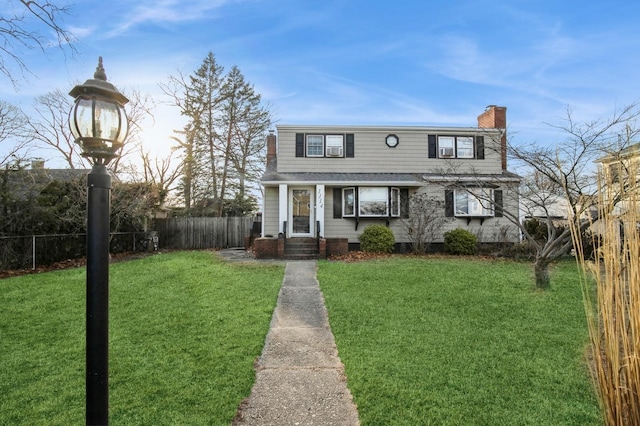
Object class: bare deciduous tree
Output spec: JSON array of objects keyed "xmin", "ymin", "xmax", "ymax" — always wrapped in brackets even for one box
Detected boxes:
[
  {"xmin": 402, "ymin": 193, "xmax": 452, "ymax": 254},
  {"xmin": 507, "ymin": 103, "xmax": 640, "ymax": 289},
  {"xmin": 1, "ymin": 0, "xmax": 76, "ymax": 87},
  {"xmin": 0, "ymin": 100, "xmax": 31, "ymax": 166},
  {"xmin": 138, "ymin": 146, "xmax": 181, "ymax": 209}
]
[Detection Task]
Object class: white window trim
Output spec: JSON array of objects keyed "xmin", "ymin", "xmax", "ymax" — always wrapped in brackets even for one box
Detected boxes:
[
  {"xmin": 343, "ymin": 187, "xmax": 355, "ymax": 217},
  {"xmin": 306, "ymin": 135, "xmax": 324, "ymax": 157},
  {"xmin": 325, "ymin": 135, "xmax": 344, "ymax": 157},
  {"xmin": 456, "ymin": 136, "xmax": 474, "ymax": 159},
  {"xmin": 438, "ymin": 135, "xmax": 475, "ymax": 159},
  {"xmin": 390, "ymin": 187, "xmax": 401, "ymax": 217},
  {"xmin": 438, "ymin": 136, "xmax": 455, "ymax": 158}
]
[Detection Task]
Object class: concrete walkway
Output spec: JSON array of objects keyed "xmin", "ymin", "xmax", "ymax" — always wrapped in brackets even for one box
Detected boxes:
[{"xmin": 233, "ymin": 261, "xmax": 360, "ymax": 425}]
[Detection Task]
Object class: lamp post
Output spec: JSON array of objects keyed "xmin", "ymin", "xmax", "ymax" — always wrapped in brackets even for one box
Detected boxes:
[{"xmin": 69, "ymin": 57, "xmax": 129, "ymax": 426}]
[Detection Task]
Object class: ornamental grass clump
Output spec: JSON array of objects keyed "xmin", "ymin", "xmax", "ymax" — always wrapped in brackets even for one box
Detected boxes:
[
  {"xmin": 443, "ymin": 228, "xmax": 478, "ymax": 255},
  {"xmin": 571, "ymin": 161, "xmax": 640, "ymax": 425},
  {"xmin": 358, "ymin": 224, "xmax": 395, "ymax": 253}
]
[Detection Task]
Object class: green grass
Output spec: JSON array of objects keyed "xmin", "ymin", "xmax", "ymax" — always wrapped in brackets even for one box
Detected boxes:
[
  {"xmin": 318, "ymin": 257, "xmax": 601, "ymax": 425},
  {"xmin": 0, "ymin": 251, "xmax": 284, "ymax": 425}
]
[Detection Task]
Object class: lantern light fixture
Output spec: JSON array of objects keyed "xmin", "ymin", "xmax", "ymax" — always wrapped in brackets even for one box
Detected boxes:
[{"xmin": 69, "ymin": 57, "xmax": 129, "ymax": 165}]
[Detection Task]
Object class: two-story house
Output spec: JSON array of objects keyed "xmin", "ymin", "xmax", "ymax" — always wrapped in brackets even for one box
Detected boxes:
[
  {"xmin": 255, "ymin": 105, "xmax": 521, "ymax": 259},
  {"xmin": 592, "ymin": 142, "xmax": 640, "ymax": 239}
]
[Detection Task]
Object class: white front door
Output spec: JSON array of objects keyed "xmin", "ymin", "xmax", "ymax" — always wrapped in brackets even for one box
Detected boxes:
[{"xmin": 289, "ymin": 187, "xmax": 314, "ymax": 236}]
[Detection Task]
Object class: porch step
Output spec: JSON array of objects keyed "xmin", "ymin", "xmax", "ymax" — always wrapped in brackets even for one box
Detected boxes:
[{"xmin": 284, "ymin": 238, "xmax": 318, "ymax": 260}]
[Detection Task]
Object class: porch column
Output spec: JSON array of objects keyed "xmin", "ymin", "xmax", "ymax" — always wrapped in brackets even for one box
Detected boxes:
[
  {"xmin": 278, "ymin": 184, "xmax": 288, "ymax": 235},
  {"xmin": 315, "ymin": 185, "xmax": 325, "ymax": 238}
]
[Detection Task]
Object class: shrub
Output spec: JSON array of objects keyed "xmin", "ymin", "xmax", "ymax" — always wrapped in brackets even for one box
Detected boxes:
[
  {"xmin": 359, "ymin": 225, "xmax": 395, "ymax": 253},
  {"xmin": 444, "ymin": 228, "xmax": 478, "ymax": 255}
]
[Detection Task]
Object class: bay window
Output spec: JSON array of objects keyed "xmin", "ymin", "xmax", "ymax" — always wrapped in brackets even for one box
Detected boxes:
[{"xmin": 342, "ymin": 186, "xmax": 401, "ymax": 217}]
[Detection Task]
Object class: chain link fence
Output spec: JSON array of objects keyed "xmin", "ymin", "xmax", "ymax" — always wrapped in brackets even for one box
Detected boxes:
[{"xmin": 0, "ymin": 232, "xmax": 148, "ymax": 271}]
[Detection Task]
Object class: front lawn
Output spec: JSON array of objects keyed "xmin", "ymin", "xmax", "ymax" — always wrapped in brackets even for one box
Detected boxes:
[
  {"xmin": 318, "ymin": 257, "xmax": 601, "ymax": 425},
  {"xmin": 0, "ymin": 251, "xmax": 284, "ymax": 425}
]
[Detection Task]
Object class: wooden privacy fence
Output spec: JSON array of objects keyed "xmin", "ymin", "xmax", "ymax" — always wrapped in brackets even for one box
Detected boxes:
[{"xmin": 154, "ymin": 216, "xmax": 255, "ymax": 250}]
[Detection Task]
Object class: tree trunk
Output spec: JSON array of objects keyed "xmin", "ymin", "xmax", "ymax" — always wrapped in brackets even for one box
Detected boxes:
[{"xmin": 534, "ymin": 258, "xmax": 551, "ymax": 290}]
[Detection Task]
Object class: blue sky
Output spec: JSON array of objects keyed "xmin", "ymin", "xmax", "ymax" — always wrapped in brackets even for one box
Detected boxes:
[{"xmin": 4, "ymin": 0, "xmax": 640, "ymax": 166}]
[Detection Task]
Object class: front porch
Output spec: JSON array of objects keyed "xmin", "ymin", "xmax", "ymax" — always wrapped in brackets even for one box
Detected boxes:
[{"xmin": 253, "ymin": 236, "xmax": 348, "ymax": 260}]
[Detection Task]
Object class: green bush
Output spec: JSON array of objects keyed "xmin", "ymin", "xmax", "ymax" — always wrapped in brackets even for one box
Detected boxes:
[
  {"xmin": 359, "ymin": 224, "xmax": 395, "ymax": 253},
  {"xmin": 444, "ymin": 228, "xmax": 478, "ymax": 255}
]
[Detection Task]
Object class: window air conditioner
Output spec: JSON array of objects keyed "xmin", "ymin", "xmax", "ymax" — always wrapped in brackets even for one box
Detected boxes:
[
  {"xmin": 327, "ymin": 146, "xmax": 343, "ymax": 157},
  {"xmin": 440, "ymin": 147, "xmax": 454, "ymax": 157}
]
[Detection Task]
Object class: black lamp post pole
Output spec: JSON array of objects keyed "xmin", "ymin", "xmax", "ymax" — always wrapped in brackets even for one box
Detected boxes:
[
  {"xmin": 86, "ymin": 163, "xmax": 111, "ymax": 425},
  {"xmin": 69, "ymin": 57, "xmax": 128, "ymax": 426}
]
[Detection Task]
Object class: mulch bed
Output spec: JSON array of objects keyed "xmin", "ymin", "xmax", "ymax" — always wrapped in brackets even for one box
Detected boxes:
[{"xmin": 0, "ymin": 251, "xmax": 156, "ymax": 280}]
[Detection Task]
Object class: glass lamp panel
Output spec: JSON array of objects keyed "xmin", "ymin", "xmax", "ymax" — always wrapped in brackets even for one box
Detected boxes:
[
  {"xmin": 72, "ymin": 98, "xmax": 94, "ymax": 139},
  {"xmin": 117, "ymin": 105, "xmax": 128, "ymax": 144},
  {"xmin": 94, "ymin": 100, "xmax": 121, "ymax": 141}
]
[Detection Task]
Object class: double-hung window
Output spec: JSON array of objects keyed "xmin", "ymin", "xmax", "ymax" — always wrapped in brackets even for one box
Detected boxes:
[
  {"xmin": 455, "ymin": 188, "xmax": 494, "ymax": 216},
  {"xmin": 325, "ymin": 135, "xmax": 344, "ymax": 157},
  {"xmin": 437, "ymin": 135, "xmax": 476, "ymax": 158},
  {"xmin": 306, "ymin": 135, "xmax": 324, "ymax": 157},
  {"xmin": 456, "ymin": 136, "xmax": 474, "ymax": 158},
  {"xmin": 297, "ymin": 133, "xmax": 354, "ymax": 158},
  {"xmin": 342, "ymin": 187, "xmax": 401, "ymax": 217}
]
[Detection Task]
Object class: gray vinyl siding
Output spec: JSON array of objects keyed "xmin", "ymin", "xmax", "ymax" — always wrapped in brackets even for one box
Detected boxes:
[
  {"xmin": 417, "ymin": 183, "xmax": 520, "ymax": 243},
  {"xmin": 276, "ymin": 127, "xmax": 503, "ymax": 176},
  {"xmin": 323, "ymin": 184, "xmax": 520, "ymax": 244},
  {"xmin": 322, "ymin": 187, "xmax": 410, "ymax": 243},
  {"xmin": 262, "ymin": 186, "xmax": 280, "ymax": 237}
]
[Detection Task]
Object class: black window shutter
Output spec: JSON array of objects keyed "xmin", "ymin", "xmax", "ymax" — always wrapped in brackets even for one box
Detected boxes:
[
  {"xmin": 346, "ymin": 133, "xmax": 355, "ymax": 157},
  {"xmin": 400, "ymin": 188, "xmax": 409, "ymax": 218},
  {"xmin": 475, "ymin": 136, "xmax": 485, "ymax": 160},
  {"xmin": 295, "ymin": 133, "xmax": 304, "ymax": 157},
  {"xmin": 428, "ymin": 135, "xmax": 437, "ymax": 158},
  {"xmin": 494, "ymin": 189, "xmax": 503, "ymax": 217},
  {"xmin": 333, "ymin": 188, "xmax": 342, "ymax": 218},
  {"xmin": 445, "ymin": 190, "xmax": 454, "ymax": 217}
]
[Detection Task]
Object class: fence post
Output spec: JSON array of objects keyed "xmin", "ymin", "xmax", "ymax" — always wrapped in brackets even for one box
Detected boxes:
[{"xmin": 32, "ymin": 235, "xmax": 36, "ymax": 270}]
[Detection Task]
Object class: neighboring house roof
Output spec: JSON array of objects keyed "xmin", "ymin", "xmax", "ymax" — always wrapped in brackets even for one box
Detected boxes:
[
  {"xmin": 596, "ymin": 142, "xmax": 640, "ymax": 164},
  {"xmin": 521, "ymin": 192, "xmax": 569, "ymax": 219},
  {"xmin": 3, "ymin": 166, "xmax": 88, "ymax": 200}
]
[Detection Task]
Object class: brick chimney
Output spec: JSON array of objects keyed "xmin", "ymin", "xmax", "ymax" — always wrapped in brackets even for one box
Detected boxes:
[
  {"xmin": 477, "ymin": 105, "xmax": 507, "ymax": 170},
  {"xmin": 31, "ymin": 158, "xmax": 45, "ymax": 169},
  {"xmin": 266, "ymin": 130, "xmax": 277, "ymax": 170}
]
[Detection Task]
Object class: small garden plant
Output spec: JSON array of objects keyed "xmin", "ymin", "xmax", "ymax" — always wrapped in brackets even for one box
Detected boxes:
[
  {"xmin": 443, "ymin": 228, "xmax": 478, "ymax": 255},
  {"xmin": 358, "ymin": 224, "xmax": 395, "ymax": 253}
]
